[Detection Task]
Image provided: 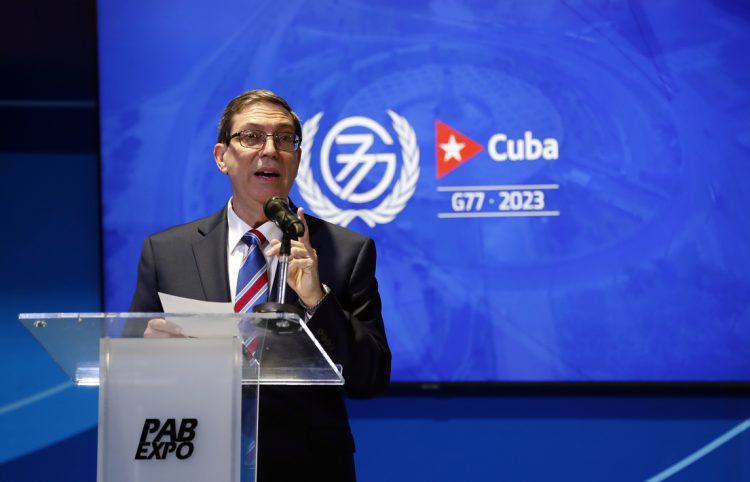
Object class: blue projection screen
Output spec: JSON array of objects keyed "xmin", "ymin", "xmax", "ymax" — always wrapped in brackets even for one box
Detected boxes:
[{"xmin": 98, "ymin": 0, "xmax": 750, "ymax": 382}]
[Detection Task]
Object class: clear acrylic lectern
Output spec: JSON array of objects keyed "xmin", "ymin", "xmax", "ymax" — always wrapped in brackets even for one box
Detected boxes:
[{"xmin": 19, "ymin": 312, "xmax": 344, "ymax": 482}]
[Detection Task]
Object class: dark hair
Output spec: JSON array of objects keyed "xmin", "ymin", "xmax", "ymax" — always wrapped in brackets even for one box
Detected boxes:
[{"xmin": 217, "ymin": 89, "xmax": 302, "ymax": 145}]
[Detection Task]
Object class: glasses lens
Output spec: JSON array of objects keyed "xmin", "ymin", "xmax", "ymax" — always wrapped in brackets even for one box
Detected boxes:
[
  {"xmin": 274, "ymin": 133, "xmax": 298, "ymax": 151},
  {"xmin": 239, "ymin": 131, "xmax": 264, "ymax": 148}
]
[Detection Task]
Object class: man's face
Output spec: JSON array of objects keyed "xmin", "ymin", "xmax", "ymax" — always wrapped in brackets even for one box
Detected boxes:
[{"xmin": 214, "ymin": 101, "xmax": 300, "ymax": 221}]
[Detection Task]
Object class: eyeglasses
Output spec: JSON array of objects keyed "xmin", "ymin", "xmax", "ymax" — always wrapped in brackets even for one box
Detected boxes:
[{"xmin": 229, "ymin": 130, "xmax": 301, "ymax": 152}]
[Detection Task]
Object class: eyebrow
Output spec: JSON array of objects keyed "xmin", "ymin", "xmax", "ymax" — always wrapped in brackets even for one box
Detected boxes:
[{"xmin": 236, "ymin": 122, "xmax": 295, "ymax": 132}]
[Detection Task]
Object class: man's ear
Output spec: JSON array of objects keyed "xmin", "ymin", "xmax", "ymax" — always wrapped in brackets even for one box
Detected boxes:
[{"xmin": 214, "ymin": 143, "xmax": 229, "ymax": 174}]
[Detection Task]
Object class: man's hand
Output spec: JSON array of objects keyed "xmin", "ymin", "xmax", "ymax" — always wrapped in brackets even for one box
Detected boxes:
[
  {"xmin": 265, "ymin": 207, "xmax": 326, "ymax": 307},
  {"xmin": 144, "ymin": 318, "xmax": 186, "ymax": 338}
]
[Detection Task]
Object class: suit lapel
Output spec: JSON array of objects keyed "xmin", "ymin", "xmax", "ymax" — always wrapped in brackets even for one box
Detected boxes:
[
  {"xmin": 192, "ymin": 207, "xmax": 231, "ymax": 302},
  {"xmin": 193, "ymin": 201, "xmax": 317, "ymax": 306}
]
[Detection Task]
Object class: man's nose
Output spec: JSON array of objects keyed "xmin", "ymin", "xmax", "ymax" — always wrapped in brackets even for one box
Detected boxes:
[{"xmin": 259, "ymin": 134, "xmax": 279, "ymax": 158}]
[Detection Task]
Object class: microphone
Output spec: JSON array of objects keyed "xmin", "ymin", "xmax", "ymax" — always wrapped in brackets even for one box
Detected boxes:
[
  {"xmin": 255, "ymin": 196, "xmax": 306, "ymax": 321},
  {"xmin": 263, "ymin": 197, "xmax": 305, "ymax": 239}
]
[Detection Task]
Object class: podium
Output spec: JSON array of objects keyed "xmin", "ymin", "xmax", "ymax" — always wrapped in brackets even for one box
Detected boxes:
[{"xmin": 19, "ymin": 312, "xmax": 344, "ymax": 482}]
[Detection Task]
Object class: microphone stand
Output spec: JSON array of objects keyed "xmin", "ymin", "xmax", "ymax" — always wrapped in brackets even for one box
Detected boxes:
[{"xmin": 253, "ymin": 232, "xmax": 305, "ymax": 324}]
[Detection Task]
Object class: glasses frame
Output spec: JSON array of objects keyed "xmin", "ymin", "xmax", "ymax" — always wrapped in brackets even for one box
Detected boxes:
[{"xmin": 229, "ymin": 130, "xmax": 301, "ymax": 152}]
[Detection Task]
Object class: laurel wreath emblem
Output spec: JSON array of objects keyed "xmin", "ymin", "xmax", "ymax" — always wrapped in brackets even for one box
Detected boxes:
[{"xmin": 297, "ymin": 110, "xmax": 420, "ymax": 228}]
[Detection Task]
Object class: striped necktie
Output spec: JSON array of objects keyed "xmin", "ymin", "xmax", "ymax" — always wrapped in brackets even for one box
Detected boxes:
[{"xmin": 234, "ymin": 229, "xmax": 268, "ymax": 313}]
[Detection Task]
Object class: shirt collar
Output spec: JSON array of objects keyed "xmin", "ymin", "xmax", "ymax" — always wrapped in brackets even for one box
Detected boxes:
[{"xmin": 227, "ymin": 199, "xmax": 282, "ymax": 253}]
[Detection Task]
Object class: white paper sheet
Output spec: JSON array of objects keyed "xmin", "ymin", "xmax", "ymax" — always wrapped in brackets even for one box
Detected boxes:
[
  {"xmin": 158, "ymin": 292, "xmax": 234, "ymax": 314},
  {"xmin": 158, "ymin": 292, "xmax": 238, "ymax": 338}
]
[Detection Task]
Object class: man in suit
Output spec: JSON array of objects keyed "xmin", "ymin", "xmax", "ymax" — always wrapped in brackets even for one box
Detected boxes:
[{"xmin": 129, "ymin": 89, "xmax": 391, "ymax": 481}]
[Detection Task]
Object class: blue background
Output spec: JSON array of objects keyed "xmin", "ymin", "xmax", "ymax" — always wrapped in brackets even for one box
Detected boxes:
[
  {"xmin": 98, "ymin": 0, "xmax": 750, "ymax": 382},
  {"xmin": 1, "ymin": 0, "xmax": 749, "ymax": 480}
]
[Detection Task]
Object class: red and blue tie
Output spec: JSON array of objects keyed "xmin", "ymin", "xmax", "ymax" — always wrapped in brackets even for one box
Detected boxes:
[{"xmin": 234, "ymin": 229, "xmax": 268, "ymax": 314}]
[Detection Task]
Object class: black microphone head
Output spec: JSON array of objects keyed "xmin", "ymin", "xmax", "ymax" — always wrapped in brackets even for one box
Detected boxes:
[
  {"xmin": 263, "ymin": 196, "xmax": 288, "ymax": 219},
  {"xmin": 263, "ymin": 196, "xmax": 305, "ymax": 238}
]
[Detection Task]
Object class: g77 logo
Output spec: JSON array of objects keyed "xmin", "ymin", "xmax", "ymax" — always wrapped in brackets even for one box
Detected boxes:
[
  {"xmin": 319, "ymin": 117, "xmax": 397, "ymax": 203},
  {"xmin": 297, "ymin": 111, "xmax": 420, "ymax": 228}
]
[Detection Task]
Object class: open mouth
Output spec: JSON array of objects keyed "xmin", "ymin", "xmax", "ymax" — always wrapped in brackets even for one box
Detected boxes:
[{"xmin": 255, "ymin": 170, "xmax": 280, "ymax": 178}]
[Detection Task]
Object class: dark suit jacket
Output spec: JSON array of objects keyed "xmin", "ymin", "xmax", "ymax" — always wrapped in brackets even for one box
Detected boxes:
[{"xmin": 129, "ymin": 206, "xmax": 391, "ymax": 459}]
